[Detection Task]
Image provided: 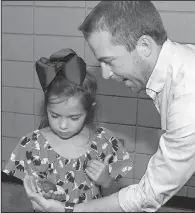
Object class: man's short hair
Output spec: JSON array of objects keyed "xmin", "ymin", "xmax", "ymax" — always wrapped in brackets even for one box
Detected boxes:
[{"xmin": 78, "ymin": 1, "xmax": 167, "ymax": 51}]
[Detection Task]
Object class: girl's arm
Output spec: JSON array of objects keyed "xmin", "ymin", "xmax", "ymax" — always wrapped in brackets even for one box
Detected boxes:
[
  {"xmin": 23, "ymin": 174, "xmax": 124, "ymax": 212},
  {"xmin": 73, "ymin": 192, "xmax": 124, "ymax": 212}
]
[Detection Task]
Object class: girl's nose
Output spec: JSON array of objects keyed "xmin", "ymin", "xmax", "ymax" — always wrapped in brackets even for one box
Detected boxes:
[
  {"xmin": 100, "ymin": 62, "xmax": 113, "ymax": 79},
  {"xmin": 59, "ymin": 118, "xmax": 68, "ymax": 130}
]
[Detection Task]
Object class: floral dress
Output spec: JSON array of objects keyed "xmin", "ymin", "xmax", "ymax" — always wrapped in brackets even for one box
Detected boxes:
[{"xmin": 4, "ymin": 127, "xmax": 133, "ymax": 204}]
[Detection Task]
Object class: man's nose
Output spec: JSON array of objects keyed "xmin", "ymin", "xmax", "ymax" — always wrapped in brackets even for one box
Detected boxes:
[{"xmin": 100, "ymin": 62, "xmax": 113, "ymax": 79}]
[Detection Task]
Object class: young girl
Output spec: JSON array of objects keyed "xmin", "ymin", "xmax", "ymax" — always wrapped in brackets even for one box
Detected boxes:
[{"xmin": 3, "ymin": 49, "xmax": 133, "ymax": 210}]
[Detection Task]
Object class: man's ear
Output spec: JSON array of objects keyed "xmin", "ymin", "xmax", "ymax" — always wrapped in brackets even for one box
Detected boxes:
[{"xmin": 136, "ymin": 35, "xmax": 152, "ymax": 58}]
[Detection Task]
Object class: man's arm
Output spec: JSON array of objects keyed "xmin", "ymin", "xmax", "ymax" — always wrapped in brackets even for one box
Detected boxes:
[
  {"xmin": 118, "ymin": 92, "xmax": 195, "ymax": 212},
  {"xmin": 74, "ymin": 92, "xmax": 195, "ymax": 212}
]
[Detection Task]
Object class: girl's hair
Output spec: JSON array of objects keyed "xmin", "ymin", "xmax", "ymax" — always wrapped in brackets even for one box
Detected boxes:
[
  {"xmin": 38, "ymin": 71, "xmax": 97, "ymax": 129},
  {"xmin": 78, "ymin": 1, "xmax": 167, "ymax": 52}
]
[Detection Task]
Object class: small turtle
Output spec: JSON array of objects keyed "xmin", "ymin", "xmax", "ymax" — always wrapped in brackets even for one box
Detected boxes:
[{"xmin": 37, "ymin": 179, "xmax": 57, "ymax": 193}]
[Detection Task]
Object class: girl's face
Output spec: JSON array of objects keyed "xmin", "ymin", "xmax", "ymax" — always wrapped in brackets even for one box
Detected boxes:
[{"xmin": 47, "ymin": 96, "xmax": 87, "ymax": 139}]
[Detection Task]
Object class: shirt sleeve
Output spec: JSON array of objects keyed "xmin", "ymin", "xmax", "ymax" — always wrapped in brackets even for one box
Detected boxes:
[
  {"xmin": 3, "ymin": 133, "xmax": 34, "ymax": 181},
  {"xmin": 100, "ymin": 127, "xmax": 133, "ymax": 180},
  {"xmin": 118, "ymin": 92, "xmax": 195, "ymax": 211}
]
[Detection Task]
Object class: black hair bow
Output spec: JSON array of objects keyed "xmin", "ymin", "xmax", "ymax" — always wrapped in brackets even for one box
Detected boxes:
[{"xmin": 36, "ymin": 48, "xmax": 86, "ymax": 93}]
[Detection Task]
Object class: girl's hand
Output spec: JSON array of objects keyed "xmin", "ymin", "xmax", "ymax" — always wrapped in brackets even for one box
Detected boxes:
[
  {"xmin": 86, "ymin": 154, "xmax": 113, "ymax": 188},
  {"xmin": 23, "ymin": 175, "xmax": 65, "ymax": 212},
  {"xmin": 22, "ymin": 173, "xmax": 45, "ymax": 211},
  {"xmin": 37, "ymin": 179, "xmax": 66, "ymax": 201}
]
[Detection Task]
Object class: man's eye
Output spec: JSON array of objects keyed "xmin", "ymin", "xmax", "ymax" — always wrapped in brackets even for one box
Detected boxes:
[
  {"xmin": 71, "ymin": 117, "xmax": 79, "ymax": 121},
  {"xmin": 105, "ymin": 61, "xmax": 111, "ymax": 65},
  {"xmin": 105, "ymin": 60, "xmax": 114, "ymax": 66}
]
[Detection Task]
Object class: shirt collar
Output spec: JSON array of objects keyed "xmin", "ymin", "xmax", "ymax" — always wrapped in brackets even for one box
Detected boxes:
[{"xmin": 146, "ymin": 39, "xmax": 175, "ymax": 100}]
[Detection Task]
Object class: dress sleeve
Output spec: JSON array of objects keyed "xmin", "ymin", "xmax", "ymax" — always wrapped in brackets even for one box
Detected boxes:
[
  {"xmin": 3, "ymin": 133, "xmax": 34, "ymax": 180},
  {"xmin": 98, "ymin": 127, "xmax": 133, "ymax": 181}
]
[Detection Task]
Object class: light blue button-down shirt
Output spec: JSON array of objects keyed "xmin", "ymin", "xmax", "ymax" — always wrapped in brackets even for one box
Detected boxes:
[{"xmin": 118, "ymin": 39, "xmax": 195, "ymax": 212}]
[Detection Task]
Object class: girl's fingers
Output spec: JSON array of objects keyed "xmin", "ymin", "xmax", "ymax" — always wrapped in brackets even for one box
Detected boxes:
[
  {"xmin": 36, "ymin": 180, "xmax": 44, "ymax": 194},
  {"xmin": 42, "ymin": 190, "xmax": 55, "ymax": 199},
  {"xmin": 51, "ymin": 191, "xmax": 57, "ymax": 200},
  {"xmin": 23, "ymin": 182, "xmax": 50, "ymax": 210},
  {"xmin": 43, "ymin": 192, "xmax": 52, "ymax": 199},
  {"xmin": 31, "ymin": 200, "xmax": 45, "ymax": 212},
  {"xmin": 43, "ymin": 190, "xmax": 64, "ymax": 200},
  {"xmin": 53, "ymin": 190, "xmax": 60, "ymax": 199},
  {"xmin": 24, "ymin": 176, "xmax": 50, "ymax": 210},
  {"xmin": 56, "ymin": 185, "xmax": 65, "ymax": 194},
  {"xmin": 49, "ymin": 191, "xmax": 62, "ymax": 200},
  {"xmin": 54, "ymin": 193, "xmax": 62, "ymax": 201},
  {"xmin": 30, "ymin": 177, "xmax": 38, "ymax": 193},
  {"xmin": 88, "ymin": 161, "xmax": 104, "ymax": 172},
  {"xmin": 37, "ymin": 185, "xmax": 42, "ymax": 193},
  {"xmin": 88, "ymin": 162, "xmax": 102, "ymax": 172},
  {"xmin": 85, "ymin": 168, "xmax": 96, "ymax": 180},
  {"xmin": 90, "ymin": 160, "xmax": 104, "ymax": 166},
  {"xmin": 54, "ymin": 190, "xmax": 63, "ymax": 196},
  {"xmin": 59, "ymin": 194, "xmax": 66, "ymax": 201},
  {"xmin": 86, "ymin": 166, "xmax": 97, "ymax": 174},
  {"xmin": 23, "ymin": 175, "xmax": 34, "ymax": 197},
  {"xmin": 39, "ymin": 190, "xmax": 45, "ymax": 196},
  {"xmin": 88, "ymin": 164, "xmax": 100, "ymax": 172}
]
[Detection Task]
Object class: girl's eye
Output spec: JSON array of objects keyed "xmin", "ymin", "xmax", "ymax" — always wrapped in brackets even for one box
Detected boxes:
[{"xmin": 51, "ymin": 114, "xmax": 59, "ymax": 118}]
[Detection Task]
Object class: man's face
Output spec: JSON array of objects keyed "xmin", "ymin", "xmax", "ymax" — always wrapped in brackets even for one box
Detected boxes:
[{"xmin": 87, "ymin": 31, "xmax": 147, "ymax": 93}]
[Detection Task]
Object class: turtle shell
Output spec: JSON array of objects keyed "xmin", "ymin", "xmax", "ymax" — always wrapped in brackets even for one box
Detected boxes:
[{"xmin": 38, "ymin": 179, "xmax": 57, "ymax": 193}]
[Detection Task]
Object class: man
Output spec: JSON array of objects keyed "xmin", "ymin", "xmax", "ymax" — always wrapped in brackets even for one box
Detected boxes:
[{"xmin": 24, "ymin": 1, "xmax": 195, "ymax": 212}]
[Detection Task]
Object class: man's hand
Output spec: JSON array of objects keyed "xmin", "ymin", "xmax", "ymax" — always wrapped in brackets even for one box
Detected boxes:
[
  {"xmin": 86, "ymin": 154, "xmax": 113, "ymax": 188},
  {"xmin": 23, "ymin": 175, "xmax": 65, "ymax": 212}
]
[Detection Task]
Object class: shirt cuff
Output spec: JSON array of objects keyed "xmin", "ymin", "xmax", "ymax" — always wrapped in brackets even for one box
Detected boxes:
[{"xmin": 118, "ymin": 184, "xmax": 141, "ymax": 212}]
